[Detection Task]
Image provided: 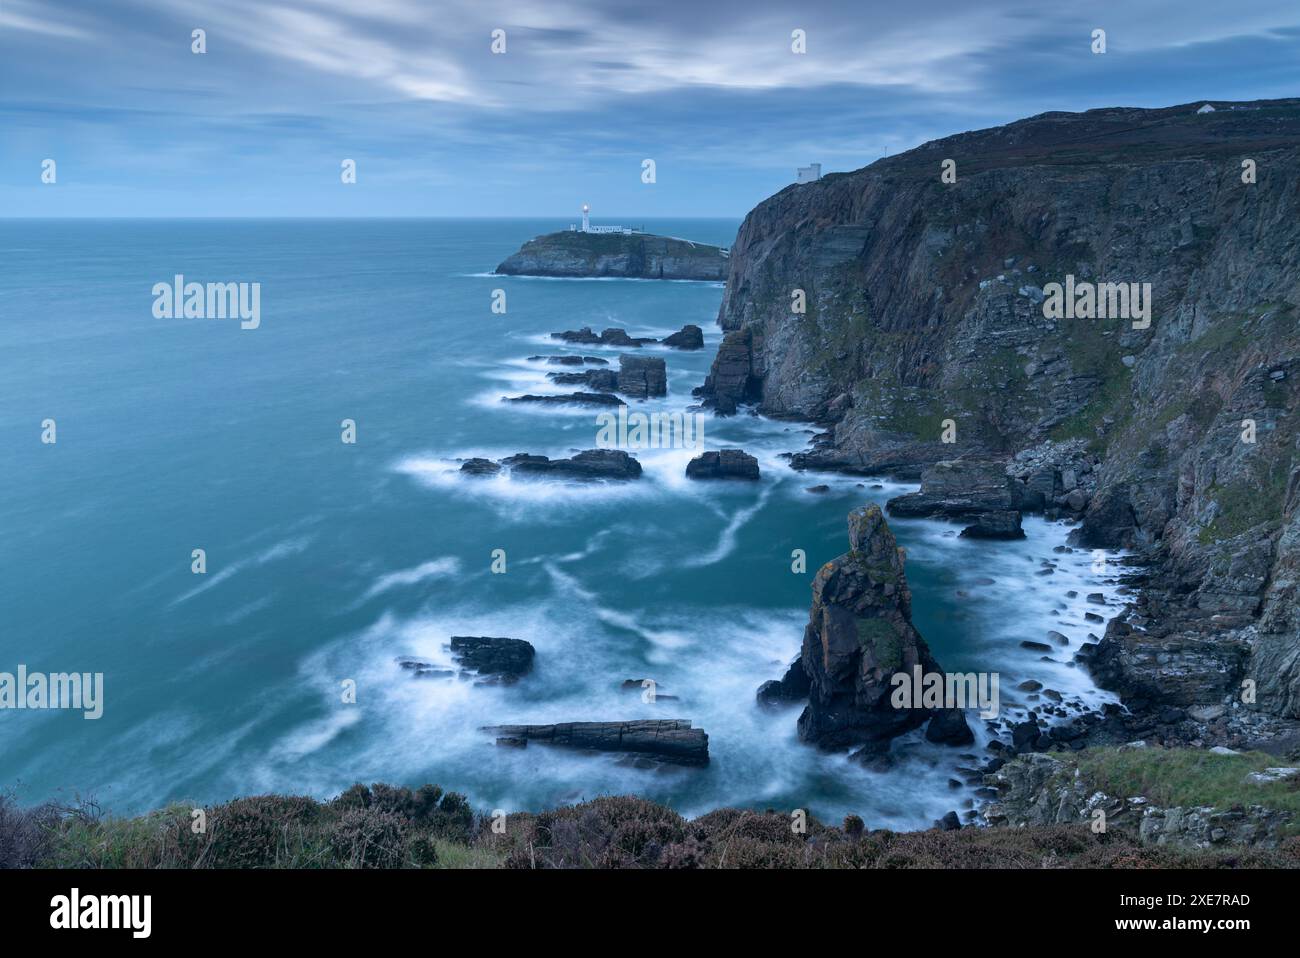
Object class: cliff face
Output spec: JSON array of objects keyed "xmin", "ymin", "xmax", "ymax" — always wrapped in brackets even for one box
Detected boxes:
[
  {"xmin": 707, "ymin": 100, "xmax": 1300, "ymax": 723},
  {"xmin": 496, "ymin": 231, "xmax": 728, "ymax": 280}
]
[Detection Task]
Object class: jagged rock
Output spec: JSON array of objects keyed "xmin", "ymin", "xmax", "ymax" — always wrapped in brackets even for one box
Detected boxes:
[
  {"xmin": 482, "ymin": 720, "xmax": 709, "ymax": 766},
  {"xmin": 494, "ymin": 449, "xmax": 643, "ymax": 481},
  {"xmin": 795, "ymin": 504, "xmax": 946, "ymax": 755},
  {"xmin": 617, "ymin": 355, "xmax": 667, "ymax": 398},
  {"xmin": 661, "ymin": 324, "xmax": 705, "ymax": 349},
  {"xmin": 449, "ymin": 636, "xmax": 535, "ymax": 683},
  {"xmin": 959, "ymin": 511, "xmax": 1025, "ymax": 539},
  {"xmin": 685, "ymin": 449, "xmax": 760, "ymax": 480}
]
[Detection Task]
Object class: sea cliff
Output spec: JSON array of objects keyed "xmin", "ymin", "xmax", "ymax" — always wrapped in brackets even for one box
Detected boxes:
[{"xmin": 699, "ymin": 98, "xmax": 1300, "ymax": 739}]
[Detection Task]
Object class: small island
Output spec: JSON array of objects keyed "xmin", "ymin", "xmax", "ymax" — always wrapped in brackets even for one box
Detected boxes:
[{"xmin": 495, "ymin": 204, "xmax": 729, "ymax": 280}]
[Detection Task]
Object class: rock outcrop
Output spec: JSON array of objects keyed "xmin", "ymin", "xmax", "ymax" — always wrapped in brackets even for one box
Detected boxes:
[
  {"xmin": 504, "ymin": 391, "xmax": 623, "ymax": 408},
  {"xmin": 462, "ymin": 450, "xmax": 642, "ymax": 481},
  {"xmin": 545, "ymin": 355, "xmax": 665, "ymax": 398},
  {"xmin": 449, "ymin": 636, "xmax": 535, "ymax": 682},
  {"xmin": 483, "ymin": 720, "xmax": 709, "ymax": 766},
  {"xmin": 983, "ymin": 752, "xmax": 1292, "ymax": 849},
  {"xmin": 661, "ymin": 324, "xmax": 705, "ymax": 350},
  {"xmin": 703, "ymin": 99, "xmax": 1300, "ymax": 730},
  {"xmin": 792, "ymin": 504, "xmax": 969, "ymax": 757},
  {"xmin": 498, "ymin": 231, "xmax": 729, "ymax": 280},
  {"xmin": 685, "ymin": 449, "xmax": 760, "ymax": 480},
  {"xmin": 550, "ymin": 326, "xmax": 655, "ymax": 347},
  {"xmin": 616, "ymin": 355, "xmax": 667, "ymax": 399},
  {"xmin": 886, "ymin": 460, "xmax": 1024, "ymax": 518},
  {"xmin": 397, "ymin": 636, "xmax": 535, "ymax": 685}
]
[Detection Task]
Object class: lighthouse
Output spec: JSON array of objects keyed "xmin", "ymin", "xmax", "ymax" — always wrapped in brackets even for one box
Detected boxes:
[{"xmin": 581, "ymin": 203, "xmax": 590, "ymax": 232}]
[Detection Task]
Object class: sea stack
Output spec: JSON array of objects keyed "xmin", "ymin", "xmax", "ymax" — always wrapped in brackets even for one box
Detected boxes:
[{"xmin": 793, "ymin": 504, "xmax": 970, "ymax": 758}]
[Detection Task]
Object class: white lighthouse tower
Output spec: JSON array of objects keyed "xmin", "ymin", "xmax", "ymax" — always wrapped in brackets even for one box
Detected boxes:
[{"xmin": 581, "ymin": 203, "xmax": 590, "ymax": 232}]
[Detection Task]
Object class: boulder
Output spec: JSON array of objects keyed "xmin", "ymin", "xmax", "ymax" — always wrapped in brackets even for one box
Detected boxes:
[
  {"xmin": 661, "ymin": 324, "xmax": 705, "ymax": 350},
  {"xmin": 685, "ymin": 448, "xmax": 760, "ymax": 481},
  {"xmin": 482, "ymin": 720, "xmax": 709, "ymax": 766}
]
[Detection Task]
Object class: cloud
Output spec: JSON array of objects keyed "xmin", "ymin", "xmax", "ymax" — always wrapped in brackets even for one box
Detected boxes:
[{"xmin": 4, "ymin": 0, "xmax": 1300, "ymax": 216}]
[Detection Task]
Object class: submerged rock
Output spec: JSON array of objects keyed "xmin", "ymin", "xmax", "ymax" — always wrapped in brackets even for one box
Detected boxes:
[
  {"xmin": 685, "ymin": 448, "xmax": 760, "ymax": 480},
  {"xmin": 482, "ymin": 719, "xmax": 709, "ymax": 766},
  {"xmin": 504, "ymin": 391, "xmax": 623, "ymax": 407}
]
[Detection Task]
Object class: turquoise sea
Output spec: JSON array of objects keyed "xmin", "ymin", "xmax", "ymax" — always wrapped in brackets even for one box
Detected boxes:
[{"xmin": 0, "ymin": 218, "xmax": 1121, "ymax": 827}]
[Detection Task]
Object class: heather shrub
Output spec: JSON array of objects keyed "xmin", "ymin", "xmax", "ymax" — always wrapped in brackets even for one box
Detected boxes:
[
  {"xmin": 206, "ymin": 796, "xmax": 305, "ymax": 868},
  {"xmin": 0, "ymin": 793, "xmax": 57, "ymax": 868},
  {"xmin": 329, "ymin": 807, "xmax": 408, "ymax": 869}
]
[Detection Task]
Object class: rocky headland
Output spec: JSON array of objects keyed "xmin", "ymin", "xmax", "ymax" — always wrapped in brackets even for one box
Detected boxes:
[{"xmin": 697, "ymin": 98, "xmax": 1300, "ymax": 758}]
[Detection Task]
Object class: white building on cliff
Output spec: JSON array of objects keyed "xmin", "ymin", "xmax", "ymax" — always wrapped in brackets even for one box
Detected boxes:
[
  {"xmin": 796, "ymin": 162, "xmax": 822, "ymax": 184},
  {"xmin": 569, "ymin": 203, "xmax": 642, "ymax": 234}
]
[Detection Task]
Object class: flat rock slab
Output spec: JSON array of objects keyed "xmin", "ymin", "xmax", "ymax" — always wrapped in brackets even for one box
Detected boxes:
[{"xmin": 483, "ymin": 719, "xmax": 709, "ymax": 766}]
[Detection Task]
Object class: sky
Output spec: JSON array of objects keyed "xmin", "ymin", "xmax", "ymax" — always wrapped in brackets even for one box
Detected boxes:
[{"xmin": 2, "ymin": 0, "xmax": 1300, "ymax": 218}]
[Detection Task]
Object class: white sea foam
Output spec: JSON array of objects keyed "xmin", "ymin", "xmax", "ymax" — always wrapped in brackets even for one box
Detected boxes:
[
  {"xmin": 363, "ymin": 557, "xmax": 462, "ymax": 599},
  {"xmin": 170, "ymin": 535, "xmax": 314, "ymax": 606}
]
